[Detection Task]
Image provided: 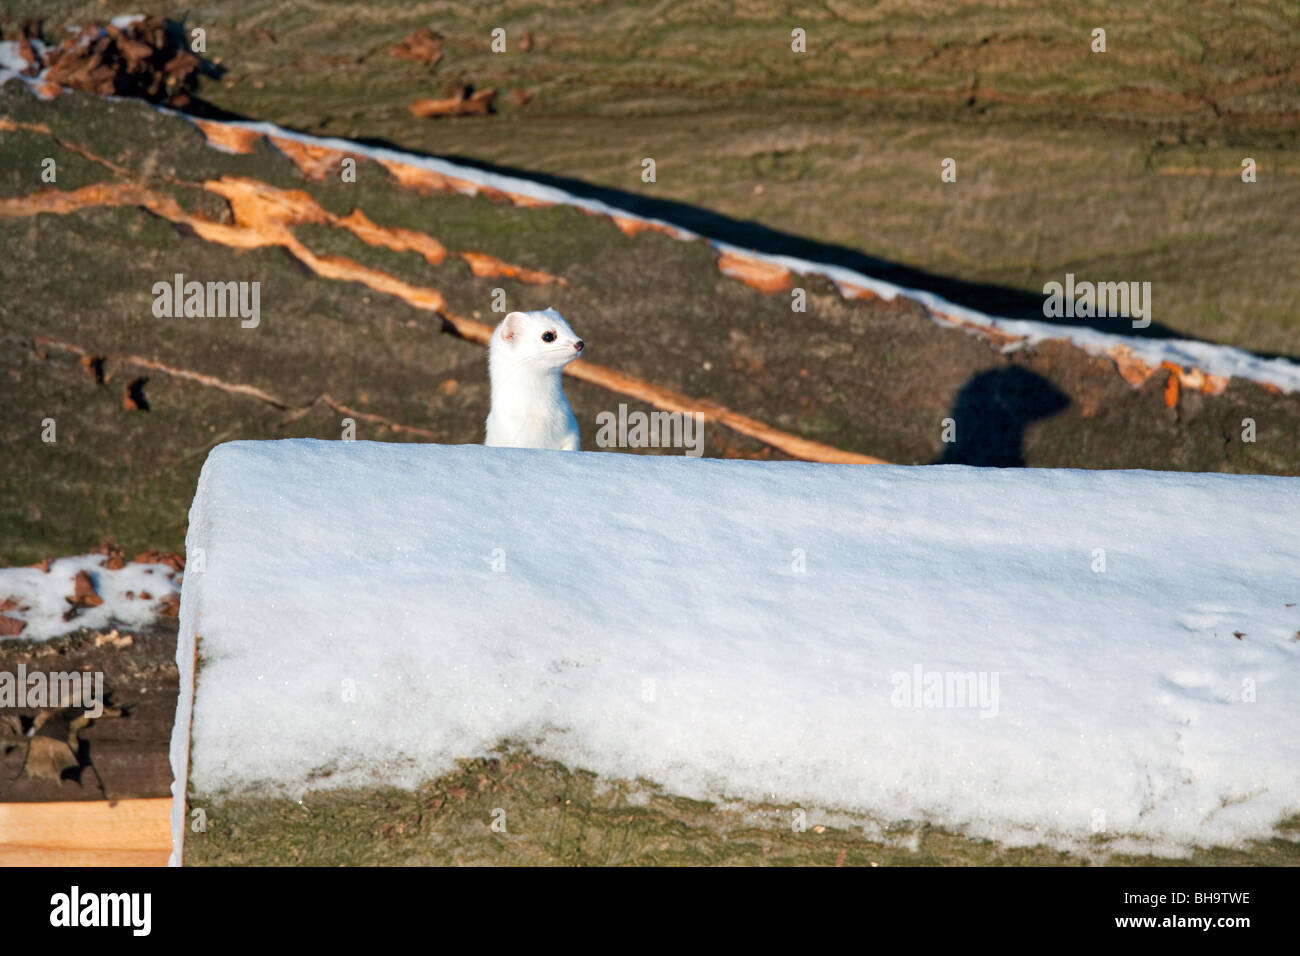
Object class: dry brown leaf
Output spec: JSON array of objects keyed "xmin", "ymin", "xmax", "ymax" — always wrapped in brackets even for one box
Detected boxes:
[
  {"xmin": 98, "ymin": 540, "xmax": 127, "ymax": 570},
  {"xmin": 158, "ymin": 592, "xmax": 180, "ymax": 618},
  {"xmin": 22, "ymin": 735, "xmax": 78, "ymax": 782},
  {"xmin": 133, "ymin": 550, "xmax": 185, "ymax": 572},
  {"xmin": 6, "ymin": 705, "xmax": 124, "ymax": 789},
  {"xmin": 71, "ymin": 569, "xmax": 103, "ymax": 607}
]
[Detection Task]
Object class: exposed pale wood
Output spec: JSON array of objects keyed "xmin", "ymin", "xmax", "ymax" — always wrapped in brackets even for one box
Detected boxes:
[
  {"xmin": 0, "ymin": 845, "xmax": 169, "ymax": 866},
  {"xmin": 0, "ymin": 798, "xmax": 171, "ymax": 867}
]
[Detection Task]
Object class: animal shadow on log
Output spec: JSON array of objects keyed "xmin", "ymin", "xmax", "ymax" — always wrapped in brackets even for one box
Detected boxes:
[{"xmin": 934, "ymin": 367, "xmax": 1070, "ymax": 467}]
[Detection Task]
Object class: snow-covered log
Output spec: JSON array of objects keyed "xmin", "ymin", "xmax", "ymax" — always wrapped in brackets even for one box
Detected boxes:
[{"xmin": 170, "ymin": 440, "xmax": 1300, "ymax": 862}]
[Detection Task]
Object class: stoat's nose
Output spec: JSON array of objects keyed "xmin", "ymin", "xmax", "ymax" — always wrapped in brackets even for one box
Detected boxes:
[{"xmin": 574, "ymin": 340, "xmax": 584, "ymax": 352}]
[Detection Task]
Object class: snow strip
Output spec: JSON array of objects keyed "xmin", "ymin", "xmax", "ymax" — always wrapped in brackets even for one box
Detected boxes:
[
  {"xmin": 171, "ymin": 440, "xmax": 1300, "ymax": 862},
  {"xmin": 0, "ymin": 554, "xmax": 181, "ymax": 640}
]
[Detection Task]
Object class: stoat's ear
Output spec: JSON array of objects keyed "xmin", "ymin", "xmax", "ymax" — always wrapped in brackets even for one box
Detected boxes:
[{"xmin": 499, "ymin": 311, "xmax": 527, "ymax": 344}]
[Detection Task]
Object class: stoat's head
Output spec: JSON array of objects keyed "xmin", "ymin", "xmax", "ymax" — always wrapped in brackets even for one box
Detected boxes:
[{"xmin": 492, "ymin": 308, "xmax": 585, "ymax": 370}]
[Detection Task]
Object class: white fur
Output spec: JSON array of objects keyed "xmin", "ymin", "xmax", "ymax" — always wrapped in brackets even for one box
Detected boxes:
[{"xmin": 485, "ymin": 308, "xmax": 585, "ymax": 451}]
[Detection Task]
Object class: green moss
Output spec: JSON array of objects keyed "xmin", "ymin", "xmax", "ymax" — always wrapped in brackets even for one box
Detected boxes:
[
  {"xmin": 183, "ymin": 747, "xmax": 1300, "ymax": 866},
  {"xmin": 0, "ymin": 126, "xmax": 112, "ymax": 196}
]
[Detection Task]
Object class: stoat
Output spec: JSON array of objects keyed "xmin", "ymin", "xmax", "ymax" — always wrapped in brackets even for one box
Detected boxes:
[{"xmin": 484, "ymin": 308, "xmax": 585, "ymax": 451}]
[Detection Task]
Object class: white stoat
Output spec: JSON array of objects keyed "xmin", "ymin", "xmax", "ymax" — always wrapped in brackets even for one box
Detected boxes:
[{"xmin": 484, "ymin": 308, "xmax": 586, "ymax": 451}]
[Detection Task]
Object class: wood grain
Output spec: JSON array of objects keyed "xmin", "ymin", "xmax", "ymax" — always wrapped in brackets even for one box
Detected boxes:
[{"xmin": 0, "ymin": 798, "xmax": 171, "ymax": 866}]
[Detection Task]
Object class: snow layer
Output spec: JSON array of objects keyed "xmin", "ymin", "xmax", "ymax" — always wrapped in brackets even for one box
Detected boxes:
[
  {"xmin": 0, "ymin": 554, "xmax": 180, "ymax": 640},
  {"xmin": 171, "ymin": 440, "xmax": 1300, "ymax": 862}
]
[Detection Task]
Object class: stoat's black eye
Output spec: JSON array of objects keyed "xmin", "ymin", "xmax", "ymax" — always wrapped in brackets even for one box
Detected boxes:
[{"xmin": 542, "ymin": 331, "xmax": 556, "ymax": 343}]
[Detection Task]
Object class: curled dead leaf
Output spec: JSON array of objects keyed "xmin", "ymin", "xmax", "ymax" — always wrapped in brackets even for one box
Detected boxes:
[
  {"xmin": 21, "ymin": 735, "xmax": 79, "ymax": 783},
  {"xmin": 133, "ymin": 550, "xmax": 185, "ymax": 572},
  {"xmin": 71, "ymin": 570, "xmax": 103, "ymax": 608}
]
